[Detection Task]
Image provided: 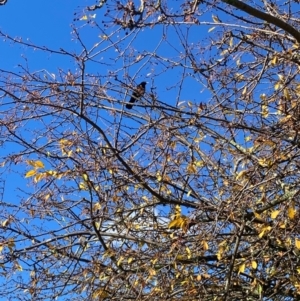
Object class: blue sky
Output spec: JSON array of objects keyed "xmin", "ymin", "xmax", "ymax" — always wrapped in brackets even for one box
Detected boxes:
[{"xmin": 0, "ymin": 0, "xmax": 80, "ymax": 46}]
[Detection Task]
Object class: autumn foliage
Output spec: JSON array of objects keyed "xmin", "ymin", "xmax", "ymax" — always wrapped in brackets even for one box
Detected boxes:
[{"xmin": 0, "ymin": 0, "xmax": 300, "ymax": 300}]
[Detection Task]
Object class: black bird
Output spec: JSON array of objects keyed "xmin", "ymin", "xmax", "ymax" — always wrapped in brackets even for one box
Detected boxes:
[{"xmin": 126, "ymin": 81, "xmax": 146, "ymax": 109}]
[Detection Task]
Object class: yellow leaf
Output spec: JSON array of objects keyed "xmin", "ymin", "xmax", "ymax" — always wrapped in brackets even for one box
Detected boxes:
[
  {"xmin": 59, "ymin": 139, "xmax": 72, "ymax": 147},
  {"xmin": 169, "ymin": 141, "xmax": 176, "ymax": 149},
  {"xmin": 262, "ymin": 104, "xmax": 269, "ymax": 118},
  {"xmin": 34, "ymin": 160, "xmax": 44, "ymax": 169},
  {"xmin": 252, "ymin": 261, "xmax": 257, "ymax": 269},
  {"xmin": 142, "ymin": 196, "xmax": 148, "ymax": 202},
  {"xmin": 256, "ymin": 192, "xmax": 266, "ymax": 204},
  {"xmin": 255, "ymin": 283, "xmax": 263, "ymax": 296},
  {"xmin": 274, "ymin": 82, "xmax": 281, "ymax": 90},
  {"xmin": 168, "ymin": 217, "xmax": 186, "ymax": 229},
  {"xmin": 279, "ymin": 222, "xmax": 286, "ymax": 229},
  {"xmin": 236, "ymin": 170, "xmax": 248, "ymax": 180},
  {"xmin": 239, "ymin": 263, "xmax": 245, "ymax": 274},
  {"xmin": 235, "ymin": 73, "xmax": 244, "ymax": 81},
  {"xmin": 25, "ymin": 169, "xmax": 37, "ymax": 178},
  {"xmin": 186, "ymin": 247, "xmax": 191, "ymax": 259},
  {"xmin": 278, "ymin": 74, "xmax": 284, "ymax": 81},
  {"xmin": 79, "ymin": 182, "xmax": 87, "ymax": 190},
  {"xmin": 284, "ymin": 88, "xmax": 291, "ymax": 101},
  {"xmin": 258, "ymin": 229, "xmax": 265, "ymax": 238},
  {"xmin": 254, "ymin": 212, "xmax": 261, "ymax": 219},
  {"xmin": 7, "ymin": 238, "xmax": 15, "ymax": 251},
  {"xmin": 212, "ymin": 14, "xmax": 220, "ymax": 23},
  {"xmin": 202, "ymin": 241, "xmax": 209, "ymax": 250},
  {"xmin": 217, "ymin": 242, "xmax": 226, "ymax": 260},
  {"xmin": 46, "ymin": 170, "xmax": 55, "ymax": 176},
  {"xmin": 288, "ymin": 206, "xmax": 296, "ymax": 220},
  {"xmin": 259, "ymin": 226, "xmax": 271, "ymax": 238},
  {"xmin": 26, "ymin": 160, "xmax": 44, "ymax": 169},
  {"xmin": 34, "ymin": 173, "xmax": 42, "ymax": 183},
  {"xmin": 220, "ymin": 49, "xmax": 228, "ymax": 56},
  {"xmin": 175, "ymin": 254, "xmax": 186, "ymax": 260},
  {"xmin": 82, "ymin": 173, "xmax": 89, "ymax": 181},
  {"xmin": 103, "ymin": 249, "xmax": 115, "ymax": 259},
  {"xmin": 286, "ymin": 237, "xmax": 292, "ymax": 246},
  {"xmin": 271, "ymin": 210, "xmax": 280, "ymax": 219},
  {"xmin": 258, "ymin": 158, "xmax": 272, "ymax": 167},
  {"xmin": 263, "ymin": 140, "xmax": 276, "ymax": 147},
  {"xmin": 2, "ymin": 219, "xmax": 10, "ymax": 227},
  {"xmin": 128, "ymin": 257, "xmax": 133, "ymax": 264},
  {"xmin": 92, "ymin": 289, "xmax": 109, "ymax": 299},
  {"xmin": 149, "ymin": 268, "xmax": 156, "ymax": 276},
  {"xmin": 133, "ymin": 280, "xmax": 139, "ymax": 287},
  {"xmin": 175, "ymin": 205, "xmax": 181, "ymax": 216},
  {"xmin": 80, "ymin": 15, "xmax": 88, "ymax": 21},
  {"xmin": 295, "ymin": 238, "xmax": 300, "ymax": 250},
  {"xmin": 271, "ymin": 56, "xmax": 278, "ymax": 65},
  {"xmin": 34, "ymin": 172, "xmax": 48, "ymax": 183},
  {"xmin": 16, "ymin": 262, "xmax": 23, "ymax": 271},
  {"xmin": 151, "ymin": 258, "xmax": 158, "ymax": 265},
  {"xmin": 156, "ymin": 173, "xmax": 162, "ymax": 182},
  {"xmin": 93, "ymin": 203, "xmax": 101, "ymax": 211},
  {"xmin": 260, "ymin": 94, "xmax": 267, "ymax": 101},
  {"xmin": 117, "ymin": 256, "xmax": 124, "ymax": 266},
  {"xmin": 57, "ymin": 172, "xmax": 64, "ymax": 179},
  {"xmin": 95, "ymin": 222, "xmax": 100, "ymax": 230},
  {"xmin": 208, "ymin": 27, "xmax": 216, "ymax": 32},
  {"xmin": 187, "ymin": 163, "xmax": 197, "ymax": 173},
  {"xmin": 195, "ymin": 160, "xmax": 204, "ymax": 167}
]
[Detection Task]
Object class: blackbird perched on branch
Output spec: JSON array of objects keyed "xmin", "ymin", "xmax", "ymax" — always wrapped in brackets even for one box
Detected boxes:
[{"xmin": 126, "ymin": 81, "xmax": 146, "ymax": 109}]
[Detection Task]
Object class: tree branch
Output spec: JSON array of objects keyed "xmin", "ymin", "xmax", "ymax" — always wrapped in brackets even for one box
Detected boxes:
[{"xmin": 222, "ymin": 0, "xmax": 300, "ymax": 43}]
